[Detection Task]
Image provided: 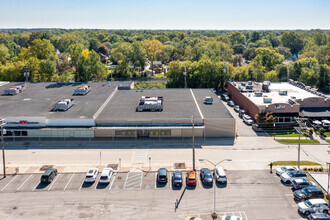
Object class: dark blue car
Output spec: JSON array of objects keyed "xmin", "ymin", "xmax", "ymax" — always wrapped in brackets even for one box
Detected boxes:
[{"xmin": 200, "ymin": 168, "xmax": 213, "ymax": 185}]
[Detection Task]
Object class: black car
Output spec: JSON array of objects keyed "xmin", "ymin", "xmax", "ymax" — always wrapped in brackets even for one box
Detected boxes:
[
  {"xmin": 308, "ymin": 213, "xmax": 330, "ymax": 220},
  {"xmin": 294, "ymin": 186, "xmax": 324, "ymax": 201},
  {"xmin": 172, "ymin": 171, "xmax": 182, "ymax": 187},
  {"xmin": 40, "ymin": 169, "xmax": 58, "ymax": 183},
  {"xmin": 200, "ymin": 168, "xmax": 213, "ymax": 185},
  {"xmin": 239, "ymin": 109, "xmax": 245, "ymax": 118},
  {"xmin": 157, "ymin": 168, "xmax": 167, "ymax": 183},
  {"xmin": 227, "ymin": 101, "xmax": 235, "ymax": 107},
  {"xmin": 292, "ymin": 179, "xmax": 316, "ymax": 190}
]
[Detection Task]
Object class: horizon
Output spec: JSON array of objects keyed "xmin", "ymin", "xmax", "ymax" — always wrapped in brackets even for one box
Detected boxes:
[{"xmin": 0, "ymin": 0, "xmax": 329, "ymax": 30}]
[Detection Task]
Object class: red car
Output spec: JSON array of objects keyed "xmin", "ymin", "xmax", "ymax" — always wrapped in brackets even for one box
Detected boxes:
[{"xmin": 186, "ymin": 170, "xmax": 197, "ymax": 186}]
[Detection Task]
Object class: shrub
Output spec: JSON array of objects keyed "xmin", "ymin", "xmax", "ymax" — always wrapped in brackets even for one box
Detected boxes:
[
  {"xmin": 303, "ymin": 167, "xmax": 307, "ymax": 171},
  {"xmin": 319, "ymin": 167, "xmax": 323, "ymax": 172},
  {"xmin": 308, "ymin": 168, "xmax": 313, "ymax": 171},
  {"xmin": 313, "ymin": 167, "xmax": 318, "ymax": 172}
]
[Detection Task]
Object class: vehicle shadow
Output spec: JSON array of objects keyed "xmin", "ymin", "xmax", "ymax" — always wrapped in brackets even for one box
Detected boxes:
[
  {"xmin": 280, "ymin": 181, "xmax": 292, "ymax": 187},
  {"xmin": 96, "ymin": 183, "xmax": 109, "ymax": 189},
  {"xmin": 201, "ymin": 181, "xmax": 213, "ymax": 189},
  {"xmin": 215, "ymin": 181, "xmax": 227, "ymax": 188},
  {"xmin": 297, "ymin": 210, "xmax": 307, "ymax": 218},
  {"xmin": 156, "ymin": 182, "xmax": 168, "ymax": 188},
  {"xmin": 186, "ymin": 184, "xmax": 196, "ymax": 190},
  {"xmin": 35, "ymin": 182, "xmax": 49, "ymax": 190},
  {"xmin": 81, "ymin": 182, "xmax": 94, "ymax": 188}
]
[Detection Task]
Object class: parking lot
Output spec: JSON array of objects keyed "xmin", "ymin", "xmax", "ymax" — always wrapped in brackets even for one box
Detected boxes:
[{"xmin": 0, "ymin": 170, "xmax": 306, "ymax": 219}]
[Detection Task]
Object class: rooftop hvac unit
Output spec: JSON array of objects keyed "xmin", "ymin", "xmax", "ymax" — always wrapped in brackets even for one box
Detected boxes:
[
  {"xmin": 52, "ymin": 98, "xmax": 75, "ymax": 111},
  {"xmin": 263, "ymin": 81, "xmax": 271, "ymax": 86},
  {"xmin": 279, "ymin": 90, "xmax": 288, "ymax": 95},
  {"xmin": 136, "ymin": 96, "xmax": 163, "ymax": 112},
  {"xmin": 263, "ymin": 97, "xmax": 272, "ymax": 103},
  {"xmin": 248, "ymin": 81, "xmax": 252, "ymax": 85},
  {"xmin": 204, "ymin": 96, "xmax": 213, "ymax": 104},
  {"xmin": 262, "ymin": 84, "xmax": 269, "ymax": 91},
  {"xmin": 4, "ymin": 85, "xmax": 26, "ymax": 95},
  {"xmin": 255, "ymin": 92, "xmax": 263, "ymax": 97},
  {"xmin": 241, "ymin": 82, "xmax": 246, "ymax": 86},
  {"xmin": 74, "ymin": 85, "xmax": 91, "ymax": 95}
]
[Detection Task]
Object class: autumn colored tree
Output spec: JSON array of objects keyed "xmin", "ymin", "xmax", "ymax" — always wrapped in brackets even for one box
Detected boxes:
[{"xmin": 142, "ymin": 40, "xmax": 163, "ymax": 74}]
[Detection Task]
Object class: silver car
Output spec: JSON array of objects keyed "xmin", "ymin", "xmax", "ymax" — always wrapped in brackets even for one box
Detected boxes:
[
  {"xmin": 276, "ymin": 166, "xmax": 298, "ymax": 176},
  {"xmin": 298, "ymin": 199, "xmax": 330, "ymax": 215}
]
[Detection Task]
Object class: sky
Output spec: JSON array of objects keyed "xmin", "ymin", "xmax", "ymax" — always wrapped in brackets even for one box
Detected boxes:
[{"xmin": 0, "ymin": 0, "xmax": 329, "ymax": 30}]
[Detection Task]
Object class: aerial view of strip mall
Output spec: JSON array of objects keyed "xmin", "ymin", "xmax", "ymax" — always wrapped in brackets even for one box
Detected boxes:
[{"xmin": 0, "ymin": 0, "xmax": 329, "ymax": 219}]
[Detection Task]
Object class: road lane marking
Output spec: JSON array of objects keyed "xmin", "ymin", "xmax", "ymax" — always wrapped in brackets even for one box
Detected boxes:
[
  {"xmin": 64, "ymin": 173, "xmax": 74, "ymax": 191},
  {"xmin": 1, "ymin": 175, "xmax": 18, "ymax": 191},
  {"xmin": 48, "ymin": 174, "xmax": 60, "ymax": 191},
  {"xmin": 109, "ymin": 172, "xmax": 117, "ymax": 190},
  {"xmin": 17, "ymin": 174, "xmax": 32, "ymax": 191}
]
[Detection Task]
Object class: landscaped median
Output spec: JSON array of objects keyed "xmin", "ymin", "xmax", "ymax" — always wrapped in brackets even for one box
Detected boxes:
[
  {"xmin": 275, "ymin": 139, "xmax": 320, "ymax": 144},
  {"xmin": 271, "ymin": 161, "xmax": 321, "ymax": 166}
]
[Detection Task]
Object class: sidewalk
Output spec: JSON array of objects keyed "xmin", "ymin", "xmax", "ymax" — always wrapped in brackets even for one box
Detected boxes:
[{"xmin": 309, "ymin": 172, "xmax": 329, "ymax": 193}]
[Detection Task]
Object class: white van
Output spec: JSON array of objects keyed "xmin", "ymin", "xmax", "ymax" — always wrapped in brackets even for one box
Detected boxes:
[
  {"xmin": 98, "ymin": 168, "xmax": 113, "ymax": 184},
  {"xmin": 214, "ymin": 166, "xmax": 227, "ymax": 183}
]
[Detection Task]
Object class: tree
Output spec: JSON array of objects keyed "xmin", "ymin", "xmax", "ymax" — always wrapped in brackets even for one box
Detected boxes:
[
  {"xmin": 97, "ymin": 44, "xmax": 109, "ymax": 56},
  {"xmin": 313, "ymin": 33, "xmax": 327, "ymax": 46},
  {"xmin": 315, "ymin": 45, "xmax": 330, "ymax": 65},
  {"xmin": 68, "ymin": 44, "xmax": 84, "ymax": 68},
  {"xmin": 265, "ymin": 70, "xmax": 278, "ymax": 82},
  {"xmin": 131, "ymin": 41, "xmax": 146, "ymax": 72},
  {"xmin": 280, "ymin": 32, "xmax": 304, "ymax": 55},
  {"xmin": 39, "ymin": 59, "xmax": 56, "ymax": 81},
  {"xmin": 228, "ymin": 32, "xmax": 246, "ymax": 45},
  {"xmin": 0, "ymin": 44, "xmax": 10, "ymax": 64},
  {"xmin": 110, "ymin": 42, "xmax": 132, "ymax": 64},
  {"xmin": 232, "ymin": 43, "xmax": 245, "ymax": 54},
  {"xmin": 142, "ymin": 40, "xmax": 163, "ymax": 74},
  {"xmin": 250, "ymin": 31, "xmax": 261, "ymax": 43},
  {"xmin": 161, "ymin": 45, "xmax": 175, "ymax": 64},
  {"xmin": 255, "ymin": 112, "xmax": 276, "ymax": 124},
  {"xmin": 252, "ymin": 47, "xmax": 284, "ymax": 71},
  {"xmin": 277, "ymin": 46, "xmax": 292, "ymax": 60},
  {"xmin": 89, "ymin": 38, "xmax": 101, "ymax": 52},
  {"xmin": 317, "ymin": 64, "xmax": 329, "ymax": 90},
  {"xmin": 29, "ymin": 39, "xmax": 56, "ymax": 60}
]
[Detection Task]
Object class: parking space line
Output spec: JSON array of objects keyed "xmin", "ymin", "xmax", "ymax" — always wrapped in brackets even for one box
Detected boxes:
[
  {"xmin": 64, "ymin": 173, "xmax": 74, "ymax": 191},
  {"xmin": 109, "ymin": 172, "xmax": 117, "ymax": 190},
  {"xmin": 123, "ymin": 173, "xmax": 129, "ymax": 190},
  {"xmin": 154, "ymin": 172, "xmax": 157, "ymax": 188},
  {"xmin": 48, "ymin": 174, "xmax": 60, "ymax": 191},
  {"xmin": 17, "ymin": 174, "xmax": 32, "ymax": 191},
  {"xmin": 124, "ymin": 179, "xmax": 141, "ymax": 187},
  {"xmin": 32, "ymin": 180, "xmax": 40, "ymax": 192},
  {"xmin": 1, "ymin": 175, "xmax": 18, "ymax": 192}
]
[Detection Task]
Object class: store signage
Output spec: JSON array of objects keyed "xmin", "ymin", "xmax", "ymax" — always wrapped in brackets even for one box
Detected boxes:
[
  {"xmin": 274, "ymin": 104, "xmax": 286, "ymax": 109},
  {"xmin": 4, "ymin": 117, "xmax": 46, "ymax": 127},
  {"xmin": 310, "ymin": 98, "xmax": 318, "ymax": 102}
]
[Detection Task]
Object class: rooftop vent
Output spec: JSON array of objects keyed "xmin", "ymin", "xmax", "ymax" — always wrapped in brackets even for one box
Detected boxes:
[
  {"xmin": 4, "ymin": 85, "xmax": 26, "ymax": 95},
  {"xmin": 52, "ymin": 98, "xmax": 75, "ymax": 111},
  {"xmin": 248, "ymin": 81, "xmax": 252, "ymax": 85},
  {"xmin": 255, "ymin": 91, "xmax": 263, "ymax": 97},
  {"xmin": 263, "ymin": 97, "xmax": 272, "ymax": 104},
  {"xmin": 74, "ymin": 85, "xmax": 90, "ymax": 95},
  {"xmin": 204, "ymin": 96, "xmax": 213, "ymax": 104},
  {"xmin": 241, "ymin": 82, "xmax": 246, "ymax": 86},
  {"xmin": 136, "ymin": 96, "xmax": 163, "ymax": 112}
]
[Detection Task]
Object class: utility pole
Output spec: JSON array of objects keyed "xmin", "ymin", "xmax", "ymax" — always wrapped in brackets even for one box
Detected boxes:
[
  {"xmin": 294, "ymin": 117, "xmax": 308, "ymax": 170},
  {"xmin": 184, "ymin": 66, "xmax": 187, "ymax": 88},
  {"xmin": 23, "ymin": 65, "xmax": 29, "ymax": 84},
  {"xmin": 1, "ymin": 120, "xmax": 6, "ymax": 178},
  {"xmin": 192, "ymin": 115, "xmax": 195, "ymax": 171}
]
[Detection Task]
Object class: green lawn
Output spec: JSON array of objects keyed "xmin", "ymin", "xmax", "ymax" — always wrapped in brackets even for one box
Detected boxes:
[
  {"xmin": 272, "ymin": 161, "xmax": 321, "ymax": 166},
  {"xmin": 325, "ymin": 132, "xmax": 330, "ymax": 137},
  {"xmin": 276, "ymin": 139, "xmax": 320, "ymax": 144},
  {"xmin": 276, "ymin": 133, "xmax": 300, "ymax": 137},
  {"xmin": 134, "ymin": 81, "xmax": 167, "ymax": 89},
  {"xmin": 326, "ymin": 139, "xmax": 330, "ymax": 143}
]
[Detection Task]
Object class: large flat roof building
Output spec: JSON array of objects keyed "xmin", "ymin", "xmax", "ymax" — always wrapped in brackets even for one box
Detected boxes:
[{"xmin": 0, "ymin": 82, "xmax": 235, "ymax": 140}]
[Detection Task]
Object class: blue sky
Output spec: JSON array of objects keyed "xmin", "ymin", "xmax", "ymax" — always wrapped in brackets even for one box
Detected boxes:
[{"xmin": 0, "ymin": 0, "xmax": 329, "ymax": 29}]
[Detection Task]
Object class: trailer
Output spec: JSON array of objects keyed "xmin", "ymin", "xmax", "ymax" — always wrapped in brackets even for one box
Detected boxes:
[
  {"xmin": 52, "ymin": 99, "xmax": 75, "ymax": 111},
  {"xmin": 4, "ymin": 85, "xmax": 26, "ymax": 95},
  {"xmin": 73, "ymin": 85, "xmax": 91, "ymax": 95}
]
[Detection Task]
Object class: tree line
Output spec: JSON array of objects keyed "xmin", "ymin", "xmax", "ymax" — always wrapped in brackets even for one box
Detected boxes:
[{"xmin": 0, "ymin": 29, "xmax": 328, "ymax": 90}]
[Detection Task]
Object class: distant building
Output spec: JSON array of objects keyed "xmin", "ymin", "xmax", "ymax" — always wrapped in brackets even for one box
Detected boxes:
[{"xmin": 151, "ymin": 61, "xmax": 163, "ymax": 73}]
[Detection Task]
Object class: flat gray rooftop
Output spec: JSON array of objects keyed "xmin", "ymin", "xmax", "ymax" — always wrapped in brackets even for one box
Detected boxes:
[
  {"xmin": 96, "ymin": 88, "xmax": 233, "ymax": 125},
  {"xmin": 0, "ymin": 82, "xmax": 127, "ymax": 119}
]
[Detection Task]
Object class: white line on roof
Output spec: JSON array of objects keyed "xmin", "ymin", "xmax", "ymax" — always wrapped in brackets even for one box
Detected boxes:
[
  {"xmin": 190, "ymin": 89, "xmax": 204, "ymax": 120},
  {"xmin": 93, "ymin": 87, "xmax": 118, "ymax": 120}
]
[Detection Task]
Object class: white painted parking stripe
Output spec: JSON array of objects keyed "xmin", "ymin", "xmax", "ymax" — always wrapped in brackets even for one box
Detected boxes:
[
  {"xmin": 48, "ymin": 174, "xmax": 60, "ymax": 191},
  {"xmin": 154, "ymin": 172, "xmax": 157, "ymax": 188},
  {"xmin": 126, "ymin": 175, "xmax": 142, "ymax": 183},
  {"xmin": 64, "ymin": 173, "xmax": 74, "ymax": 191},
  {"xmin": 1, "ymin": 175, "xmax": 18, "ymax": 191},
  {"xmin": 17, "ymin": 174, "xmax": 32, "ymax": 191},
  {"xmin": 123, "ymin": 172, "xmax": 129, "ymax": 190},
  {"xmin": 124, "ymin": 180, "xmax": 142, "ymax": 188},
  {"xmin": 32, "ymin": 180, "xmax": 40, "ymax": 192},
  {"xmin": 109, "ymin": 172, "xmax": 117, "ymax": 190}
]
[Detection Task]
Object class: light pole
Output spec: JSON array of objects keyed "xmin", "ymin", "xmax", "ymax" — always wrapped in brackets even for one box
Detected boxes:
[
  {"xmin": 149, "ymin": 157, "xmax": 151, "ymax": 171},
  {"xmin": 327, "ymin": 162, "xmax": 330, "ymax": 195},
  {"xmin": 199, "ymin": 158, "xmax": 232, "ymax": 219},
  {"xmin": 183, "ymin": 66, "xmax": 187, "ymax": 88},
  {"xmin": 1, "ymin": 119, "xmax": 6, "ymax": 178},
  {"xmin": 192, "ymin": 115, "xmax": 195, "ymax": 171},
  {"xmin": 294, "ymin": 117, "xmax": 308, "ymax": 170}
]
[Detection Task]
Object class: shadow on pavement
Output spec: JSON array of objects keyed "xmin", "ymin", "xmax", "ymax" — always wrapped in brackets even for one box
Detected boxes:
[
  {"xmin": 96, "ymin": 183, "xmax": 109, "ymax": 189},
  {"xmin": 35, "ymin": 182, "xmax": 49, "ymax": 190},
  {"xmin": 215, "ymin": 181, "xmax": 227, "ymax": 188},
  {"xmin": 81, "ymin": 182, "xmax": 94, "ymax": 188},
  {"xmin": 175, "ymin": 186, "xmax": 187, "ymax": 211}
]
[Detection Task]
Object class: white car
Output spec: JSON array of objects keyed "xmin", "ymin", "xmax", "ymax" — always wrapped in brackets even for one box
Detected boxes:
[
  {"xmin": 276, "ymin": 166, "xmax": 298, "ymax": 176},
  {"xmin": 98, "ymin": 168, "xmax": 113, "ymax": 184},
  {"xmin": 298, "ymin": 199, "xmax": 330, "ymax": 215},
  {"xmin": 243, "ymin": 115, "xmax": 253, "ymax": 125},
  {"xmin": 222, "ymin": 216, "xmax": 246, "ymax": 220},
  {"xmin": 84, "ymin": 168, "xmax": 99, "ymax": 183},
  {"xmin": 214, "ymin": 166, "xmax": 227, "ymax": 183},
  {"xmin": 280, "ymin": 171, "xmax": 307, "ymax": 184}
]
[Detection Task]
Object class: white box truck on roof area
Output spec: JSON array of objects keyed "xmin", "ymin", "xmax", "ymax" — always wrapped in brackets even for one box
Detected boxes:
[
  {"xmin": 73, "ymin": 85, "xmax": 91, "ymax": 95},
  {"xmin": 4, "ymin": 85, "xmax": 26, "ymax": 95},
  {"xmin": 52, "ymin": 99, "xmax": 75, "ymax": 111}
]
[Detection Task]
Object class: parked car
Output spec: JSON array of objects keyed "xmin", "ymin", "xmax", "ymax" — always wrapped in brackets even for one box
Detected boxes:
[
  {"xmin": 211, "ymin": 88, "xmax": 216, "ymax": 93},
  {"xmin": 214, "ymin": 166, "xmax": 227, "ymax": 183},
  {"xmin": 227, "ymin": 100, "xmax": 235, "ymax": 107},
  {"xmin": 243, "ymin": 115, "xmax": 254, "ymax": 125},
  {"xmin": 186, "ymin": 170, "xmax": 197, "ymax": 186},
  {"xmin": 40, "ymin": 169, "xmax": 58, "ymax": 183},
  {"xmin": 276, "ymin": 166, "xmax": 298, "ymax": 176},
  {"xmin": 280, "ymin": 170, "xmax": 307, "ymax": 184},
  {"xmin": 307, "ymin": 213, "xmax": 330, "ymax": 220},
  {"xmin": 157, "ymin": 168, "xmax": 168, "ymax": 183},
  {"xmin": 221, "ymin": 94, "xmax": 229, "ymax": 101},
  {"xmin": 84, "ymin": 168, "xmax": 99, "ymax": 183},
  {"xmin": 200, "ymin": 168, "xmax": 213, "ymax": 185},
  {"xmin": 298, "ymin": 199, "xmax": 330, "ymax": 215},
  {"xmin": 234, "ymin": 105, "xmax": 240, "ymax": 112},
  {"xmin": 239, "ymin": 109, "xmax": 245, "ymax": 118},
  {"xmin": 294, "ymin": 186, "xmax": 324, "ymax": 201},
  {"xmin": 98, "ymin": 168, "xmax": 113, "ymax": 184},
  {"xmin": 221, "ymin": 216, "xmax": 246, "ymax": 220},
  {"xmin": 186, "ymin": 217, "xmax": 202, "ymax": 220},
  {"xmin": 172, "ymin": 170, "xmax": 183, "ymax": 187},
  {"xmin": 292, "ymin": 179, "xmax": 316, "ymax": 190}
]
